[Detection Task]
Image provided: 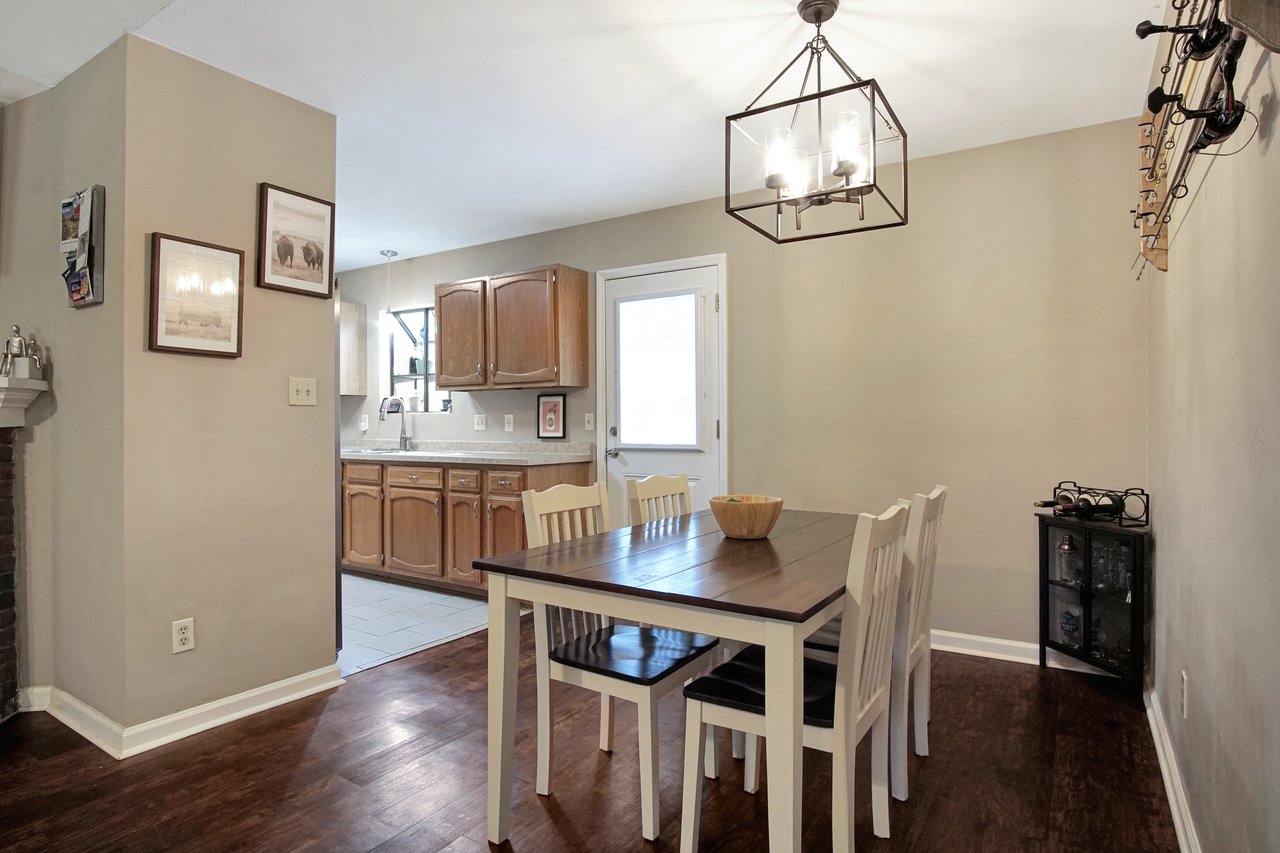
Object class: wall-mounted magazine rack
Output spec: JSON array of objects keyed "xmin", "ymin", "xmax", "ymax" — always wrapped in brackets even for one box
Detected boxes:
[{"xmin": 60, "ymin": 185, "xmax": 105, "ymax": 308}]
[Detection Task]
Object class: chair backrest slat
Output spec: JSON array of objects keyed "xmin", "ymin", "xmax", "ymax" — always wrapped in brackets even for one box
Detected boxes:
[
  {"xmin": 834, "ymin": 502, "xmax": 909, "ymax": 725},
  {"xmin": 627, "ymin": 474, "xmax": 692, "ymax": 525},
  {"xmin": 523, "ymin": 482, "xmax": 614, "ymax": 647}
]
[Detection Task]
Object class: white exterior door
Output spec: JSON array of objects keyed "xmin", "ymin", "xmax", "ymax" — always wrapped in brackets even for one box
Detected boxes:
[{"xmin": 598, "ymin": 256, "xmax": 727, "ymax": 527}]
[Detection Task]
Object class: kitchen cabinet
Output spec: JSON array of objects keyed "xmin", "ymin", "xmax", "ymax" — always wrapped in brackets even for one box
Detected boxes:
[
  {"xmin": 384, "ymin": 486, "xmax": 444, "ymax": 578},
  {"xmin": 341, "ymin": 458, "xmax": 588, "ymax": 595},
  {"xmin": 338, "ymin": 300, "xmax": 367, "ymax": 396},
  {"xmin": 446, "ymin": 492, "xmax": 485, "ymax": 588},
  {"xmin": 435, "ymin": 280, "xmax": 486, "ymax": 388},
  {"xmin": 434, "ymin": 265, "xmax": 588, "ymax": 391}
]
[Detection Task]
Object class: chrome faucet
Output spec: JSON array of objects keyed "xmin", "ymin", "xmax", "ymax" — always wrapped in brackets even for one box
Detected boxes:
[{"xmin": 378, "ymin": 396, "xmax": 411, "ymax": 450}]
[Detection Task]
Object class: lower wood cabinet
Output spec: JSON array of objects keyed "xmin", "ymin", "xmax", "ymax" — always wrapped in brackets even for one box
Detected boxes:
[
  {"xmin": 342, "ymin": 482, "xmax": 383, "ymax": 569},
  {"xmin": 446, "ymin": 492, "xmax": 484, "ymax": 587},
  {"xmin": 384, "ymin": 487, "xmax": 444, "ymax": 578},
  {"xmin": 342, "ymin": 459, "xmax": 587, "ymax": 594}
]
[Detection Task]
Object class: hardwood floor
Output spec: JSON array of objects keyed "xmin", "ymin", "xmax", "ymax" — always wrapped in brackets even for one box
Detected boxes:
[{"xmin": 0, "ymin": 618, "xmax": 1177, "ymax": 852}]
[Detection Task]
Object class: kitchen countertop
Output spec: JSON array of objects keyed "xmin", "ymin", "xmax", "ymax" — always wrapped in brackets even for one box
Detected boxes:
[{"xmin": 340, "ymin": 440, "xmax": 594, "ymax": 467}]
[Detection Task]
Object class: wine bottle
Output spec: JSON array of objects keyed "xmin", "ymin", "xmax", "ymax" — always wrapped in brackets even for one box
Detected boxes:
[{"xmin": 1057, "ymin": 495, "xmax": 1122, "ymax": 519}]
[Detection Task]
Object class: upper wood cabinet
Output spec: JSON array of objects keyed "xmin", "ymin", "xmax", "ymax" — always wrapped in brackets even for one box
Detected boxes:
[
  {"xmin": 338, "ymin": 301, "xmax": 367, "ymax": 396},
  {"xmin": 435, "ymin": 279, "xmax": 487, "ymax": 388},
  {"xmin": 434, "ymin": 265, "xmax": 588, "ymax": 390}
]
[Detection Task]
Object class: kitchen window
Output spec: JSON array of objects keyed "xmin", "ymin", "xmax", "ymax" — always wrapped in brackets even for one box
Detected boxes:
[{"xmin": 388, "ymin": 306, "xmax": 451, "ymax": 412}]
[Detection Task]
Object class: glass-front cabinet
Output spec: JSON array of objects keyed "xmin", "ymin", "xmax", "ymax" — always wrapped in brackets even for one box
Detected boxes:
[{"xmin": 1039, "ymin": 514, "xmax": 1149, "ymax": 694}]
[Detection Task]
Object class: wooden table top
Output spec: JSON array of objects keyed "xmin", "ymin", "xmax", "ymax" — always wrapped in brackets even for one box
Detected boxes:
[{"xmin": 476, "ymin": 509, "xmax": 859, "ymax": 622}]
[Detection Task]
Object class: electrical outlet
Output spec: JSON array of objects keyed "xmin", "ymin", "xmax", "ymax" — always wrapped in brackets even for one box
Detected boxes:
[
  {"xmin": 172, "ymin": 618, "xmax": 195, "ymax": 654},
  {"xmin": 474, "ymin": 414, "xmax": 487, "ymax": 430},
  {"xmin": 359, "ymin": 414, "xmax": 369, "ymax": 432},
  {"xmin": 1180, "ymin": 670, "xmax": 1188, "ymax": 719},
  {"xmin": 503, "ymin": 414, "xmax": 514, "ymax": 432},
  {"xmin": 288, "ymin": 377, "xmax": 317, "ymax": 406},
  {"xmin": 584, "ymin": 413, "xmax": 595, "ymax": 431}
]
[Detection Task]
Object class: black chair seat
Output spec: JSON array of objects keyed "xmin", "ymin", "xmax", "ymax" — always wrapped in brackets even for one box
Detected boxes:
[
  {"xmin": 683, "ymin": 644, "xmax": 838, "ymax": 728},
  {"xmin": 804, "ymin": 615, "xmax": 842, "ymax": 654},
  {"xmin": 549, "ymin": 625, "xmax": 719, "ymax": 686}
]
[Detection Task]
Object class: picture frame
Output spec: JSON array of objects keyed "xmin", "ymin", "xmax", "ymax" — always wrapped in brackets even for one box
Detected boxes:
[
  {"xmin": 256, "ymin": 182, "xmax": 335, "ymax": 299},
  {"xmin": 149, "ymin": 233, "xmax": 245, "ymax": 358},
  {"xmin": 537, "ymin": 393, "xmax": 566, "ymax": 440}
]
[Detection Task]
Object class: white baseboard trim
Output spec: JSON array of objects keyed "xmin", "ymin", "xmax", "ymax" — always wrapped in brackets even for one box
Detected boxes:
[
  {"xmin": 18, "ymin": 685, "xmax": 52, "ymax": 712},
  {"xmin": 1146, "ymin": 691, "xmax": 1201, "ymax": 853},
  {"xmin": 930, "ymin": 628, "xmax": 1113, "ymax": 676},
  {"xmin": 41, "ymin": 664, "xmax": 344, "ymax": 760}
]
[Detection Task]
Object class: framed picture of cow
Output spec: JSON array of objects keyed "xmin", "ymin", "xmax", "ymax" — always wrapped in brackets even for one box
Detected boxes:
[
  {"xmin": 149, "ymin": 232, "xmax": 244, "ymax": 358},
  {"xmin": 256, "ymin": 182, "xmax": 335, "ymax": 298}
]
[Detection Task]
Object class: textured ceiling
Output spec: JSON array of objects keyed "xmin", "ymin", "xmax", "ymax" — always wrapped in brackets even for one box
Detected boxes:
[{"xmin": 2, "ymin": 0, "xmax": 1164, "ymax": 270}]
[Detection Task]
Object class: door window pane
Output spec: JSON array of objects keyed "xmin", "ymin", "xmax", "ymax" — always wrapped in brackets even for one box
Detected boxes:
[{"xmin": 617, "ymin": 292, "xmax": 698, "ymax": 446}]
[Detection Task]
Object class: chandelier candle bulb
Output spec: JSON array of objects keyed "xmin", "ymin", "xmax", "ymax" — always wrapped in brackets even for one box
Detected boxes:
[{"xmin": 764, "ymin": 128, "xmax": 795, "ymax": 189}]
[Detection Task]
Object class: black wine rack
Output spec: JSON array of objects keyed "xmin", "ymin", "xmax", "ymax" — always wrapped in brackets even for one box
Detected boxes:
[{"xmin": 1049, "ymin": 481, "xmax": 1150, "ymax": 528}]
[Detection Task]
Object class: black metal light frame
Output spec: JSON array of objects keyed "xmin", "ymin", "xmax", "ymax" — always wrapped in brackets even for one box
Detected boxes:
[{"xmin": 724, "ymin": 78, "xmax": 908, "ymax": 244}]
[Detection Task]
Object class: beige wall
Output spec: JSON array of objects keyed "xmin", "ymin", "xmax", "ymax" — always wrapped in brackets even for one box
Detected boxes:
[
  {"xmin": 340, "ymin": 119, "xmax": 1147, "ymax": 642},
  {"xmin": 1147, "ymin": 43, "xmax": 1280, "ymax": 851},
  {"xmin": 0, "ymin": 36, "xmax": 337, "ymax": 727},
  {"xmin": 117, "ymin": 37, "xmax": 337, "ymax": 726},
  {"xmin": 0, "ymin": 41, "xmax": 129, "ymax": 715}
]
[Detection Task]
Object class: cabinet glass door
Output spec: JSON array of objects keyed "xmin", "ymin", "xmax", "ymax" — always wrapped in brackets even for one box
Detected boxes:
[
  {"xmin": 1088, "ymin": 532, "xmax": 1134, "ymax": 669},
  {"xmin": 1045, "ymin": 525, "xmax": 1086, "ymax": 650}
]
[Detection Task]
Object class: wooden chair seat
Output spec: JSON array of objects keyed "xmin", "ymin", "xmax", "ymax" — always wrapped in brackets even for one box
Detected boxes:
[
  {"xmin": 684, "ymin": 644, "xmax": 839, "ymax": 728},
  {"xmin": 550, "ymin": 625, "xmax": 718, "ymax": 686}
]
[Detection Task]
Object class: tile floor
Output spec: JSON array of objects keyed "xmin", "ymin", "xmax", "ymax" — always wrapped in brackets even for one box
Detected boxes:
[{"xmin": 338, "ymin": 573, "xmax": 488, "ymax": 676}]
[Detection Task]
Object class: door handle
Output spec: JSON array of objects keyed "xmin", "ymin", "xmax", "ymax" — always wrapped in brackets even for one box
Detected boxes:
[{"xmin": 605, "ymin": 448, "xmax": 620, "ymax": 459}]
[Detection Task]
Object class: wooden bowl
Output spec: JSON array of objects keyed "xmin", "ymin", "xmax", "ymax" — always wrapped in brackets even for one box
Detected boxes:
[{"xmin": 709, "ymin": 495, "xmax": 784, "ymax": 539}]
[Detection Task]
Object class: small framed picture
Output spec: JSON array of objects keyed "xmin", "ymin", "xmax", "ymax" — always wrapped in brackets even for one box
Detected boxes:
[
  {"xmin": 537, "ymin": 393, "xmax": 566, "ymax": 440},
  {"xmin": 256, "ymin": 182, "xmax": 335, "ymax": 298},
  {"xmin": 149, "ymin": 233, "xmax": 245, "ymax": 358}
]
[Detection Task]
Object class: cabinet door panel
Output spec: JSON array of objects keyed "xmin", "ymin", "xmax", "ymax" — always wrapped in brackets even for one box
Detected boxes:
[
  {"xmin": 488, "ymin": 269, "xmax": 558, "ymax": 386},
  {"xmin": 436, "ymin": 280, "xmax": 486, "ymax": 388},
  {"xmin": 385, "ymin": 487, "xmax": 444, "ymax": 578},
  {"xmin": 447, "ymin": 493, "xmax": 485, "ymax": 587},
  {"xmin": 343, "ymin": 483, "xmax": 383, "ymax": 569},
  {"xmin": 485, "ymin": 495, "xmax": 526, "ymax": 561}
]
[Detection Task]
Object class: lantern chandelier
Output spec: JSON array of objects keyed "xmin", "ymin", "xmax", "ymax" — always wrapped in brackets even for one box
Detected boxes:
[{"xmin": 725, "ymin": 0, "xmax": 908, "ymax": 243}]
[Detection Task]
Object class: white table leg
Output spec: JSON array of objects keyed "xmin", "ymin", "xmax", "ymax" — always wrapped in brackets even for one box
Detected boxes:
[
  {"xmin": 764, "ymin": 620, "xmax": 804, "ymax": 852},
  {"xmin": 487, "ymin": 574, "xmax": 520, "ymax": 844}
]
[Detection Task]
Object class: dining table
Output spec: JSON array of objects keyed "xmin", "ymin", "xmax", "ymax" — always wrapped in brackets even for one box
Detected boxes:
[{"xmin": 479, "ymin": 507, "xmax": 861, "ymax": 852}]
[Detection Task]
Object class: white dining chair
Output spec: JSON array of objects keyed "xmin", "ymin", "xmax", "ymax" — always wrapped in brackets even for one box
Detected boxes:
[
  {"xmin": 887, "ymin": 484, "xmax": 946, "ymax": 800},
  {"xmin": 800, "ymin": 485, "xmax": 947, "ymax": 802},
  {"xmin": 627, "ymin": 473, "xmax": 693, "ymax": 525},
  {"xmin": 679, "ymin": 502, "xmax": 909, "ymax": 853},
  {"xmin": 523, "ymin": 482, "xmax": 720, "ymax": 841}
]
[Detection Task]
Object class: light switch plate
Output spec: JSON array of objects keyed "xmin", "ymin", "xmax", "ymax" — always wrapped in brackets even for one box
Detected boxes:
[
  {"xmin": 503, "ymin": 414, "xmax": 514, "ymax": 432},
  {"xmin": 584, "ymin": 413, "xmax": 595, "ymax": 431},
  {"xmin": 289, "ymin": 377, "xmax": 317, "ymax": 406},
  {"xmin": 474, "ymin": 414, "xmax": 487, "ymax": 430},
  {"xmin": 359, "ymin": 414, "xmax": 369, "ymax": 432}
]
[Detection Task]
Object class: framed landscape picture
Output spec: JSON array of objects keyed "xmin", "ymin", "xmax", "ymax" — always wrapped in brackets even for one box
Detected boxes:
[
  {"xmin": 256, "ymin": 182, "xmax": 334, "ymax": 298},
  {"xmin": 149, "ymin": 233, "xmax": 244, "ymax": 358},
  {"xmin": 537, "ymin": 393, "xmax": 566, "ymax": 440}
]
